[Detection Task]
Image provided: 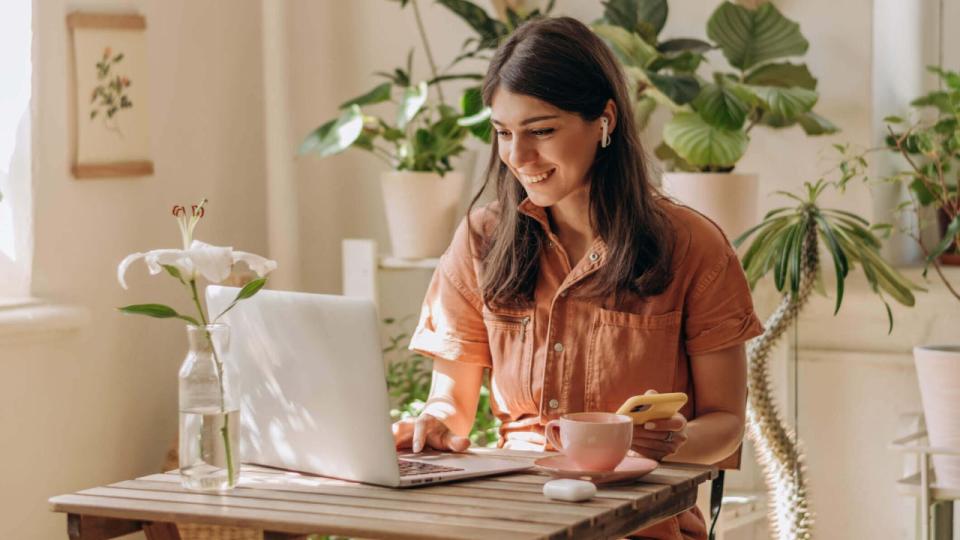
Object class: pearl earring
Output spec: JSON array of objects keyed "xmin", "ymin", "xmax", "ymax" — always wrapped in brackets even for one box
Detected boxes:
[{"xmin": 600, "ymin": 118, "xmax": 611, "ymax": 148}]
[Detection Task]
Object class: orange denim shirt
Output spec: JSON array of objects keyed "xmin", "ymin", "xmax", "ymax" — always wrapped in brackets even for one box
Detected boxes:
[{"xmin": 409, "ymin": 198, "xmax": 764, "ymax": 539}]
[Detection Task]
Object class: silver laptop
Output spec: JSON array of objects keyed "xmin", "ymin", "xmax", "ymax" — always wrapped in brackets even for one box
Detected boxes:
[{"xmin": 205, "ymin": 286, "xmax": 531, "ymax": 487}]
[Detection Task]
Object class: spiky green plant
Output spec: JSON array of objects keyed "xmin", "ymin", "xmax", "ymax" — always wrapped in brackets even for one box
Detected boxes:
[
  {"xmin": 736, "ymin": 179, "xmax": 922, "ymax": 332},
  {"xmin": 733, "ymin": 179, "xmax": 921, "ymax": 540}
]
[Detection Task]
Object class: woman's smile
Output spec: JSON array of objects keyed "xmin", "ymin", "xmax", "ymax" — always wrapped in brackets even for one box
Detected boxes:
[{"xmin": 518, "ymin": 167, "xmax": 556, "ymax": 184}]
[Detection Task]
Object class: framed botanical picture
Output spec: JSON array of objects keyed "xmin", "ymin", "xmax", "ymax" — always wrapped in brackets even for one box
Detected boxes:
[{"xmin": 67, "ymin": 13, "xmax": 153, "ymax": 178}]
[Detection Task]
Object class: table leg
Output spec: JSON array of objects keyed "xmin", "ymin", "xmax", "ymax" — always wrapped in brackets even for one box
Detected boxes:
[
  {"xmin": 67, "ymin": 514, "xmax": 142, "ymax": 540},
  {"xmin": 142, "ymin": 522, "xmax": 182, "ymax": 540}
]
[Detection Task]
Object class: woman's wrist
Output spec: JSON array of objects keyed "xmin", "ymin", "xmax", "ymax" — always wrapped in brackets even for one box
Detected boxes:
[{"xmin": 664, "ymin": 411, "xmax": 744, "ymax": 464}]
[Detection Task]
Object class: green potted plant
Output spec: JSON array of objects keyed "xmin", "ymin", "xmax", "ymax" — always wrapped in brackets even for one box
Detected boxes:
[
  {"xmin": 734, "ymin": 177, "xmax": 922, "ymax": 539},
  {"xmin": 298, "ymin": 0, "xmax": 496, "ymax": 258},
  {"xmin": 594, "ymin": 0, "xmax": 837, "ymax": 239},
  {"xmin": 850, "ymin": 65, "xmax": 960, "ymax": 488}
]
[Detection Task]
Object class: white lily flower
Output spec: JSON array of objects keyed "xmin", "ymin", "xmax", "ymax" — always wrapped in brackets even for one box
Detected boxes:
[{"xmin": 117, "ymin": 239, "xmax": 277, "ymax": 289}]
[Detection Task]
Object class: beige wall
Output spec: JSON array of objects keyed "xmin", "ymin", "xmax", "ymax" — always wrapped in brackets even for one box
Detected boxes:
[
  {"xmin": 5, "ymin": 0, "xmax": 951, "ymax": 538},
  {"xmin": 0, "ymin": 1, "xmax": 266, "ymax": 538}
]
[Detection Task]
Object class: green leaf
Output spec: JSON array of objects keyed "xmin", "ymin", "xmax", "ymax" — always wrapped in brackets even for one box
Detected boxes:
[
  {"xmin": 744, "ymin": 62, "xmax": 817, "ymax": 89},
  {"xmin": 602, "ymin": 0, "xmax": 668, "ymax": 42},
  {"xmin": 632, "ymin": 95, "xmax": 657, "ymax": 129},
  {"xmin": 775, "ymin": 223, "xmax": 799, "ymax": 292},
  {"xmin": 647, "ymin": 72, "xmax": 700, "ymax": 105},
  {"xmin": 927, "ymin": 65, "xmax": 960, "ymax": 91},
  {"xmin": 214, "ymin": 278, "xmax": 268, "ymax": 322},
  {"xmin": 814, "ymin": 214, "xmax": 849, "ymax": 313},
  {"xmin": 397, "ymin": 81, "xmax": 429, "ymax": 130},
  {"xmin": 298, "ymin": 105, "xmax": 365, "ymax": 157},
  {"xmin": 662, "ymin": 112, "xmax": 749, "ymax": 168},
  {"xmin": 592, "ymin": 24, "xmax": 659, "ymax": 68},
  {"xmin": 797, "ymin": 111, "xmax": 839, "ymax": 135},
  {"xmin": 460, "ymin": 86, "xmax": 492, "ymax": 142},
  {"xmin": 236, "ymin": 277, "xmax": 267, "ymax": 301},
  {"xmin": 707, "ymin": 1, "xmax": 809, "ymax": 71},
  {"xmin": 339, "ymin": 82, "xmax": 392, "ymax": 109},
  {"xmin": 789, "ymin": 218, "xmax": 807, "ymax": 295},
  {"xmin": 436, "ymin": 0, "xmax": 507, "ymax": 47},
  {"xmin": 692, "ymin": 82, "xmax": 752, "ymax": 130},
  {"xmin": 883, "ymin": 115, "xmax": 904, "ymax": 124},
  {"xmin": 648, "ymin": 50, "xmax": 703, "ymax": 73},
  {"xmin": 652, "ymin": 141, "xmax": 697, "ymax": 172},
  {"xmin": 910, "ymin": 91, "xmax": 953, "ymax": 114},
  {"xmin": 657, "ymin": 38, "xmax": 713, "ymax": 54},
  {"xmin": 161, "ymin": 264, "xmax": 186, "ymax": 285},
  {"xmin": 746, "ymin": 85, "xmax": 818, "ymax": 121},
  {"xmin": 118, "ymin": 304, "xmax": 201, "ymax": 326},
  {"xmin": 927, "ymin": 214, "xmax": 960, "ymax": 262}
]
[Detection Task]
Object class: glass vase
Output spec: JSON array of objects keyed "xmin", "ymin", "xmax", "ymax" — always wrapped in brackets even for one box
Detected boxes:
[{"xmin": 178, "ymin": 323, "xmax": 239, "ymax": 491}]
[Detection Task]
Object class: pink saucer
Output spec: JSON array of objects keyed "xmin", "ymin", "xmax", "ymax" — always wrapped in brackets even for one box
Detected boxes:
[{"xmin": 534, "ymin": 455, "xmax": 658, "ymax": 484}]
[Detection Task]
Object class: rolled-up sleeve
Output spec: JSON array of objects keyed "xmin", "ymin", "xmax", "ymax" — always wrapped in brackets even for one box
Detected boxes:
[
  {"xmin": 684, "ymin": 247, "xmax": 764, "ymax": 356},
  {"xmin": 409, "ymin": 219, "xmax": 492, "ymax": 367}
]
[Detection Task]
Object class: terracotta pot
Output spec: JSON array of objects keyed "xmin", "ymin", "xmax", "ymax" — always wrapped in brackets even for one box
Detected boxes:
[
  {"xmin": 661, "ymin": 172, "xmax": 759, "ymax": 242},
  {"xmin": 913, "ymin": 345, "xmax": 960, "ymax": 487},
  {"xmin": 381, "ymin": 170, "xmax": 465, "ymax": 259}
]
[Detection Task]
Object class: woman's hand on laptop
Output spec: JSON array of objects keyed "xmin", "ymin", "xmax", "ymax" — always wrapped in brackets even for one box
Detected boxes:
[{"xmin": 393, "ymin": 413, "xmax": 471, "ymax": 453}]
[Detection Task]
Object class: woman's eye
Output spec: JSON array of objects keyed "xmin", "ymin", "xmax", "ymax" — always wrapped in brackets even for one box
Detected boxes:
[
  {"xmin": 531, "ymin": 128, "xmax": 554, "ymax": 136},
  {"xmin": 496, "ymin": 130, "xmax": 510, "ymax": 137}
]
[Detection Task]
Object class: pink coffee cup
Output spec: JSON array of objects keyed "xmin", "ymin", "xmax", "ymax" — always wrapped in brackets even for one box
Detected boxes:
[{"xmin": 545, "ymin": 412, "xmax": 633, "ymax": 471}]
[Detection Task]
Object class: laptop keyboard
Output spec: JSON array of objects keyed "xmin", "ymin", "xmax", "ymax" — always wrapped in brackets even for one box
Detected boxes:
[{"xmin": 398, "ymin": 459, "xmax": 465, "ymax": 477}]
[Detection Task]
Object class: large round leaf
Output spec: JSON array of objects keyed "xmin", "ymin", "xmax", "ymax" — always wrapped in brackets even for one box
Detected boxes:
[
  {"xmin": 692, "ymin": 82, "xmax": 752, "ymax": 129},
  {"xmin": 663, "ymin": 112, "xmax": 748, "ymax": 168},
  {"xmin": 744, "ymin": 62, "xmax": 817, "ymax": 89},
  {"xmin": 602, "ymin": 0, "xmax": 668, "ymax": 42},
  {"xmin": 592, "ymin": 24, "xmax": 659, "ymax": 68},
  {"xmin": 647, "ymin": 72, "xmax": 700, "ymax": 105},
  {"xmin": 797, "ymin": 111, "xmax": 839, "ymax": 135},
  {"xmin": 707, "ymin": 2, "xmax": 809, "ymax": 71},
  {"xmin": 746, "ymin": 85, "xmax": 818, "ymax": 121}
]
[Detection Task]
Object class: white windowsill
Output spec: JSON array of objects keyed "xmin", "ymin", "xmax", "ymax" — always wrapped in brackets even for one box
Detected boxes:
[{"xmin": 0, "ymin": 299, "xmax": 90, "ymax": 344}]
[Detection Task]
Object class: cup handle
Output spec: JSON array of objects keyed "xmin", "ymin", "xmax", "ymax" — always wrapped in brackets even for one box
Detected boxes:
[{"xmin": 545, "ymin": 420, "xmax": 563, "ymax": 451}]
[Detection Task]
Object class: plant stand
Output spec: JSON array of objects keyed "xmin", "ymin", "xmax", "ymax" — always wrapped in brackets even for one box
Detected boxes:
[{"xmin": 890, "ymin": 412, "xmax": 960, "ymax": 539}]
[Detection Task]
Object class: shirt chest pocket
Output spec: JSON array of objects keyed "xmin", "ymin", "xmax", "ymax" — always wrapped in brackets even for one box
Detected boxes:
[
  {"xmin": 587, "ymin": 308, "xmax": 682, "ymax": 411},
  {"xmin": 482, "ymin": 308, "xmax": 535, "ymax": 414}
]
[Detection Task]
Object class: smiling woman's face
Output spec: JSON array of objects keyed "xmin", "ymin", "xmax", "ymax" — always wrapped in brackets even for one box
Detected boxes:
[{"xmin": 490, "ymin": 87, "xmax": 602, "ymax": 208}]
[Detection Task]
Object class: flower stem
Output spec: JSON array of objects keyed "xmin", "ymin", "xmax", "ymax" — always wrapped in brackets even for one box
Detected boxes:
[{"xmin": 189, "ymin": 279, "xmax": 236, "ymax": 485}]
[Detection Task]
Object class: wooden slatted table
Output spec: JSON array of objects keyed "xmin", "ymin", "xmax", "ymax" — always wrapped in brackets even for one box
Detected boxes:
[{"xmin": 49, "ymin": 449, "xmax": 716, "ymax": 540}]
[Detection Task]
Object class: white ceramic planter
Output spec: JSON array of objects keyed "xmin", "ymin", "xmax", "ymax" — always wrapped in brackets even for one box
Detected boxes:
[
  {"xmin": 381, "ymin": 170, "xmax": 465, "ymax": 259},
  {"xmin": 913, "ymin": 345, "xmax": 960, "ymax": 488},
  {"xmin": 661, "ymin": 172, "xmax": 759, "ymax": 242}
]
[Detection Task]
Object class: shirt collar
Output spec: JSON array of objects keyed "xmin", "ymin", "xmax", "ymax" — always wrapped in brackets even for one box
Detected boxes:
[{"xmin": 516, "ymin": 197, "xmax": 609, "ymax": 266}]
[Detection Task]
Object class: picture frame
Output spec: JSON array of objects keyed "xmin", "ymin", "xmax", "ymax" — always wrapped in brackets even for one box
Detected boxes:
[{"xmin": 67, "ymin": 12, "xmax": 153, "ymax": 179}]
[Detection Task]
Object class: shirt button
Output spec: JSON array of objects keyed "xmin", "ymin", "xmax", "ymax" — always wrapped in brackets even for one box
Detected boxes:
[
  {"xmin": 589, "ymin": 252, "xmax": 599, "ymax": 262},
  {"xmin": 548, "ymin": 399, "xmax": 560, "ymax": 409},
  {"xmin": 553, "ymin": 342, "xmax": 564, "ymax": 353}
]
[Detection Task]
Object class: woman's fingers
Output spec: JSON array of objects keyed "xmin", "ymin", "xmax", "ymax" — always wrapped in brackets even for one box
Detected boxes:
[
  {"xmin": 392, "ymin": 418, "xmax": 415, "ymax": 449},
  {"xmin": 642, "ymin": 413, "xmax": 687, "ymax": 433},
  {"xmin": 406, "ymin": 413, "xmax": 470, "ymax": 453}
]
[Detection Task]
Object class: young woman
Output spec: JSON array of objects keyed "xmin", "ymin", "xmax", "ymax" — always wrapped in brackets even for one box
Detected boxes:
[{"xmin": 392, "ymin": 16, "xmax": 763, "ymax": 539}]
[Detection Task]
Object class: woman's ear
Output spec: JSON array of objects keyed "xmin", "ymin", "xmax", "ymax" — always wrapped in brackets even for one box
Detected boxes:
[{"xmin": 603, "ymin": 99, "xmax": 618, "ymax": 134}]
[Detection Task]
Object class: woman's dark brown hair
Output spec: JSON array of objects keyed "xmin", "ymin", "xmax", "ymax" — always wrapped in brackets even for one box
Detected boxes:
[{"xmin": 468, "ymin": 16, "xmax": 675, "ymax": 308}]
